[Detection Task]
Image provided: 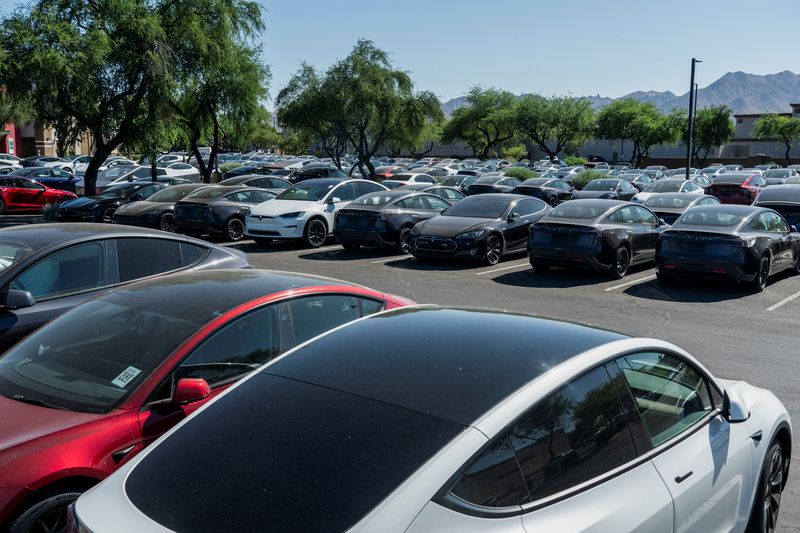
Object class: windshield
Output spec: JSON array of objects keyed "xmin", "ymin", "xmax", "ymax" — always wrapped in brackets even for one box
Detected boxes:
[
  {"xmin": 0, "ymin": 293, "xmax": 212, "ymax": 413},
  {"xmin": 0, "ymin": 241, "xmax": 32, "ymax": 273},
  {"xmin": 645, "ymin": 181, "xmax": 682, "ymax": 193},
  {"xmin": 276, "ymin": 182, "xmax": 336, "ymax": 201},
  {"xmin": 677, "ymin": 209, "xmax": 743, "ymax": 227},
  {"xmin": 584, "ymin": 180, "xmax": 619, "ymax": 192},
  {"xmin": 98, "ymin": 184, "xmax": 139, "ymax": 198},
  {"xmin": 644, "ymin": 196, "xmax": 693, "ymax": 209},
  {"xmin": 351, "ymin": 193, "xmax": 395, "ymax": 206},
  {"xmin": 549, "ymin": 204, "xmax": 603, "ymax": 219},
  {"xmin": 185, "ymin": 187, "xmax": 228, "ymax": 200},
  {"xmin": 522, "ymin": 178, "xmax": 550, "ymax": 186},
  {"xmin": 148, "ymin": 187, "xmax": 203, "ymax": 202},
  {"xmin": 443, "ymin": 196, "xmax": 509, "ymax": 218},
  {"xmin": 765, "ymin": 170, "xmax": 791, "ymax": 179},
  {"xmin": 475, "ymin": 177, "xmax": 502, "ymax": 184}
]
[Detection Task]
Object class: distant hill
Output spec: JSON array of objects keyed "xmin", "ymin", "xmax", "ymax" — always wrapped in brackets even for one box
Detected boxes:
[{"xmin": 441, "ymin": 70, "xmax": 800, "ymax": 116}]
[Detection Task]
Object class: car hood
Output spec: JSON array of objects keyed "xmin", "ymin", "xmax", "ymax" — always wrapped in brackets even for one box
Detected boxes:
[
  {"xmin": 572, "ymin": 190, "xmax": 617, "ymax": 199},
  {"xmin": 417, "ymin": 215, "xmax": 495, "ymax": 237},
  {"xmin": 115, "ymin": 201, "xmax": 167, "ymax": 215},
  {"xmin": 0, "ymin": 394, "xmax": 102, "ymax": 453},
  {"xmin": 250, "ymin": 199, "xmax": 322, "ymax": 216},
  {"xmin": 59, "ymin": 196, "xmax": 103, "ymax": 209}
]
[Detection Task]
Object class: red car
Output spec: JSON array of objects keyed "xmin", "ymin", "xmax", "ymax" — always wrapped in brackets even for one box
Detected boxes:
[
  {"xmin": 705, "ymin": 172, "xmax": 767, "ymax": 205},
  {"xmin": 0, "ymin": 269, "xmax": 412, "ymax": 532},
  {"xmin": 0, "ymin": 176, "xmax": 77, "ymax": 214}
]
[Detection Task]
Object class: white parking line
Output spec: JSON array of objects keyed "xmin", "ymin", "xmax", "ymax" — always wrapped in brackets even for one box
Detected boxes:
[
  {"xmin": 766, "ymin": 289, "xmax": 800, "ymax": 312},
  {"xmin": 604, "ymin": 274, "xmax": 657, "ymax": 292},
  {"xmin": 475, "ymin": 262, "xmax": 531, "ymax": 276},
  {"xmin": 277, "ymin": 244, "xmax": 341, "ymax": 255},
  {"xmin": 370, "ymin": 255, "xmax": 409, "ymax": 264}
]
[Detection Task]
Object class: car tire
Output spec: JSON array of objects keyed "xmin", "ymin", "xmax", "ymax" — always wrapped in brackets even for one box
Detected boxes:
[
  {"xmin": 303, "ymin": 218, "xmax": 328, "ymax": 248},
  {"xmin": 101, "ymin": 207, "xmax": 116, "ymax": 223},
  {"xmin": 342, "ymin": 242, "xmax": 361, "ymax": 251},
  {"xmin": 0, "ymin": 199, "xmax": 5, "ymax": 215},
  {"xmin": 749, "ymin": 255, "xmax": 770, "ymax": 293},
  {"xmin": 8, "ymin": 489, "xmax": 83, "ymax": 533},
  {"xmin": 159, "ymin": 212, "xmax": 176, "ymax": 233},
  {"xmin": 610, "ymin": 246, "xmax": 630, "ymax": 279},
  {"xmin": 225, "ymin": 217, "xmax": 245, "ymax": 242},
  {"xmin": 483, "ymin": 234, "xmax": 503, "ymax": 266},
  {"xmin": 397, "ymin": 227, "xmax": 413, "ymax": 254},
  {"xmin": 548, "ymin": 195, "xmax": 558, "ymax": 207},
  {"xmin": 793, "ymin": 252, "xmax": 800, "ymax": 276},
  {"xmin": 746, "ymin": 440, "xmax": 785, "ymax": 533}
]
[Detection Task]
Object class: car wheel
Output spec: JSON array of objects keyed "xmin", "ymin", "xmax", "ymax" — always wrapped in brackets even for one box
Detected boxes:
[
  {"xmin": 483, "ymin": 234, "xmax": 503, "ymax": 266},
  {"xmin": 225, "ymin": 217, "xmax": 245, "ymax": 242},
  {"xmin": 793, "ymin": 252, "xmax": 800, "ymax": 275},
  {"xmin": 102, "ymin": 207, "xmax": 116, "ymax": 223},
  {"xmin": 159, "ymin": 212, "xmax": 176, "ymax": 232},
  {"xmin": 303, "ymin": 218, "xmax": 327, "ymax": 248},
  {"xmin": 610, "ymin": 246, "xmax": 630, "ymax": 279},
  {"xmin": 8, "ymin": 489, "xmax": 83, "ymax": 533},
  {"xmin": 746, "ymin": 440, "xmax": 785, "ymax": 533},
  {"xmin": 548, "ymin": 195, "xmax": 558, "ymax": 207},
  {"xmin": 342, "ymin": 242, "xmax": 361, "ymax": 251},
  {"xmin": 397, "ymin": 227, "xmax": 413, "ymax": 254},
  {"xmin": 0, "ymin": 199, "xmax": 5, "ymax": 215},
  {"xmin": 749, "ymin": 255, "xmax": 770, "ymax": 292}
]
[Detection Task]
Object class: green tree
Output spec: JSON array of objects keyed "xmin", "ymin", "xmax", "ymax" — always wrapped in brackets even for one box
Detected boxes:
[
  {"xmin": 753, "ymin": 114, "xmax": 800, "ymax": 165},
  {"xmin": 279, "ymin": 128, "xmax": 313, "ymax": 155},
  {"xmin": 673, "ymin": 106, "xmax": 734, "ymax": 167},
  {"xmin": 597, "ymin": 99, "xmax": 678, "ymax": 167},
  {"xmin": 442, "ymin": 87, "xmax": 516, "ymax": 159},
  {"xmin": 514, "ymin": 95, "xmax": 595, "ymax": 161},
  {"xmin": 503, "ymin": 145, "xmax": 527, "ymax": 161}
]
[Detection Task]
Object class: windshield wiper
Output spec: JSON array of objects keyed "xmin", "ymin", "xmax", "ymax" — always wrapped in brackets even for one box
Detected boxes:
[{"xmin": 7, "ymin": 394, "xmax": 73, "ymax": 411}]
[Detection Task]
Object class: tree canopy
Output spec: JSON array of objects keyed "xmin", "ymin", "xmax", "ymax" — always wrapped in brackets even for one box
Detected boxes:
[
  {"xmin": 596, "ymin": 99, "xmax": 679, "ymax": 167},
  {"xmin": 753, "ymin": 114, "xmax": 800, "ymax": 165},
  {"xmin": 442, "ymin": 87, "xmax": 516, "ymax": 159},
  {"xmin": 514, "ymin": 95, "xmax": 595, "ymax": 160}
]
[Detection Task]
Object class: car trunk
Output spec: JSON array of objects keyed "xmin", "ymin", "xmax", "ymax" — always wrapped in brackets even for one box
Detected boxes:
[
  {"xmin": 660, "ymin": 231, "xmax": 743, "ymax": 256},
  {"xmin": 336, "ymin": 208, "xmax": 384, "ymax": 230},
  {"xmin": 531, "ymin": 223, "xmax": 599, "ymax": 246}
]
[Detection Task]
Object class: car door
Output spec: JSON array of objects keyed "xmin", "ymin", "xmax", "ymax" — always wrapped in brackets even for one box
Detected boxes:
[
  {"xmin": 749, "ymin": 213, "xmax": 786, "ymax": 273},
  {"xmin": 504, "ymin": 199, "xmax": 547, "ymax": 251},
  {"xmin": 608, "ymin": 206, "xmax": 647, "ymax": 261},
  {"xmin": 632, "ymin": 206, "xmax": 661, "ymax": 261},
  {"xmin": 138, "ymin": 302, "xmax": 288, "ymax": 447},
  {"xmin": 764, "ymin": 212, "xmax": 794, "ymax": 271},
  {"xmin": 616, "ymin": 352, "xmax": 754, "ymax": 533},
  {"xmin": 2, "ymin": 178, "xmax": 26, "ymax": 210},
  {"xmin": 0, "ymin": 240, "xmax": 113, "ymax": 351},
  {"xmin": 18, "ymin": 179, "xmax": 47, "ymax": 211}
]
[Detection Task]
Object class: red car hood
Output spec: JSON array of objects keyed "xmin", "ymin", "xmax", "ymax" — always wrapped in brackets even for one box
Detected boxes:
[{"xmin": 0, "ymin": 394, "xmax": 102, "ymax": 452}]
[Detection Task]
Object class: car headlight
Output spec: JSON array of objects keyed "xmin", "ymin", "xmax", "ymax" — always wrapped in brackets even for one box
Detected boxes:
[
  {"xmin": 279, "ymin": 211, "xmax": 305, "ymax": 218},
  {"xmin": 456, "ymin": 230, "xmax": 486, "ymax": 240}
]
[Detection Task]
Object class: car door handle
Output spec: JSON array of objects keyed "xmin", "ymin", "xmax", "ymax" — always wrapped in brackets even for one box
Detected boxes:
[{"xmin": 675, "ymin": 471, "xmax": 693, "ymax": 484}]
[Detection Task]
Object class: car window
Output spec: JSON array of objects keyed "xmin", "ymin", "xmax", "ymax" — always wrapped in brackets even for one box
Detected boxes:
[
  {"xmin": 608, "ymin": 206, "xmax": 639, "ymax": 224},
  {"xmin": 514, "ymin": 198, "xmax": 546, "ymax": 216},
  {"xmin": 115, "ymin": 238, "xmax": 192, "ymax": 282},
  {"xmin": 749, "ymin": 213, "xmax": 770, "ymax": 231},
  {"xmin": 450, "ymin": 365, "xmax": 636, "ymax": 508},
  {"xmin": 397, "ymin": 196, "xmax": 427, "ymax": 210},
  {"xmin": 355, "ymin": 181, "xmax": 384, "ymax": 196},
  {"xmin": 616, "ymin": 352, "xmax": 714, "ymax": 447},
  {"xmin": 136, "ymin": 185, "xmax": 159, "ymax": 198},
  {"xmin": 424, "ymin": 195, "xmax": 451, "ymax": 211},
  {"xmin": 633, "ymin": 206, "xmax": 658, "ymax": 225},
  {"xmin": 133, "ymin": 168, "xmax": 152, "ymax": 179},
  {"xmin": 766, "ymin": 212, "xmax": 789, "ymax": 232},
  {"xmin": 332, "ymin": 183, "xmax": 358, "ymax": 202},
  {"xmin": 176, "ymin": 304, "xmax": 281, "ymax": 387},
  {"xmin": 268, "ymin": 178, "xmax": 290, "ymax": 189},
  {"xmin": 288, "ymin": 295, "xmax": 384, "ymax": 348},
  {"xmin": 20, "ymin": 179, "xmax": 45, "ymax": 190},
  {"xmin": 698, "ymin": 197, "xmax": 717, "ymax": 206},
  {"xmin": 180, "ymin": 242, "xmax": 208, "ymax": 265},
  {"xmin": 11, "ymin": 241, "xmax": 108, "ymax": 300}
]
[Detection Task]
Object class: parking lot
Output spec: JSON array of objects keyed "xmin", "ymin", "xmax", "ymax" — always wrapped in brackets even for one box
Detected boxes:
[{"xmin": 226, "ymin": 237, "xmax": 800, "ymax": 531}]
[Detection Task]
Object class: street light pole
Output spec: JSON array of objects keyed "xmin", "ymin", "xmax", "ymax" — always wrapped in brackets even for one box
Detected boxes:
[{"xmin": 686, "ymin": 58, "xmax": 702, "ymax": 179}]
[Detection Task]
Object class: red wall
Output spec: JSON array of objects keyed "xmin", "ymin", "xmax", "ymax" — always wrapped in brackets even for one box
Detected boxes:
[{"xmin": 1, "ymin": 123, "xmax": 22, "ymax": 157}]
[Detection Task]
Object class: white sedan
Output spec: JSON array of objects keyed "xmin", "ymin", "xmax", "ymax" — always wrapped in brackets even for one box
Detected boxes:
[
  {"xmin": 633, "ymin": 179, "xmax": 704, "ymax": 202},
  {"xmin": 71, "ymin": 306, "xmax": 791, "ymax": 533},
  {"xmin": 245, "ymin": 178, "xmax": 387, "ymax": 247}
]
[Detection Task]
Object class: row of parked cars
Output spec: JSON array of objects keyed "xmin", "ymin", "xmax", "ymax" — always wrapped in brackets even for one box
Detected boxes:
[{"xmin": 0, "ymin": 218, "xmax": 791, "ymax": 532}]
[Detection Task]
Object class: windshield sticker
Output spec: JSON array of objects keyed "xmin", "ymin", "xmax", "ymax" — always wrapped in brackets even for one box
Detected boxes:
[{"xmin": 111, "ymin": 366, "xmax": 142, "ymax": 388}]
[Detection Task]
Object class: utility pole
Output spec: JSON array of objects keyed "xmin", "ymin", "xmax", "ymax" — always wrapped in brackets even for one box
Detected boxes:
[{"xmin": 686, "ymin": 58, "xmax": 701, "ymax": 179}]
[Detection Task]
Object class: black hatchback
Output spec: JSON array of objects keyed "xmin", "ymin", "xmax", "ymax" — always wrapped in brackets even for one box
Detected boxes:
[
  {"xmin": 174, "ymin": 186, "xmax": 278, "ymax": 241},
  {"xmin": 57, "ymin": 182, "xmax": 170, "ymax": 223},
  {"xmin": 0, "ymin": 224, "xmax": 250, "ymax": 352}
]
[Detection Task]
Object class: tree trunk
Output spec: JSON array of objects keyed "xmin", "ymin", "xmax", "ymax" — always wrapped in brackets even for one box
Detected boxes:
[
  {"xmin": 785, "ymin": 142, "xmax": 792, "ymax": 166},
  {"xmin": 150, "ymin": 152, "xmax": 157, "ymax": 182},
  {"xmin": 83, "ymin": 143, "xmax": 113, "ymax": 196}
]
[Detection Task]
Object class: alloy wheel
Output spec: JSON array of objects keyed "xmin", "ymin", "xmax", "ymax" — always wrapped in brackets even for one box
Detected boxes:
[
  {"xmin": 31, "ymin": 506, "xmax": 67, "ymax": 533},
  {"xmin": 398, "ymin": 227, "xmax": 412, "ymax": 254},
  {"xmin": 160, "ymin": 213, "xmax": 176, "ymax": 232},
  {"xmin": 306, "ymin": 220, "xmax": 327, "ymax": 247},
  {"xmin": 0, "ymin": 199, "xmax": 5, "ymax": 215},
  {"xmin": 484, "ymin": 235, "xmax": 502, "ymax": 265},
  {"xmin": 548, "ymin": 196, "xmax": 558, "ymax": 207},
  {"xmin": 762, "ymin": 446, "xmax": 784, "ymax": 532},
  {"xmin": 613, "ymin": 247, "xmax": 630, "ymax": 279},
  {"xmin": 226, "ymin": 218, "xmax": 245, "ymax": 242},
  {"xmin": 102, "ymin": 207, "xmax": 116, "ymax": 223}
]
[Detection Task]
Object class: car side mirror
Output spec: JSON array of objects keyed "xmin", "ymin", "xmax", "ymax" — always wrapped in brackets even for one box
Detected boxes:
[
  {"xmin": 658, "ymin": 218, "xmax": 667, "ymax": 226},
  {"xmin": 507, "ymin": 212, "xmax": 520, "ymax": 222},
  {"xmin": 330, "ymin": 197, "xmax": 342, "ymax": 203},
  {"xmin": 721, "ymin": 388, "xmax": 750, "ymax": 423},
  {"xmin": 4, "ymin": 289, "xmax": 36, "ymax": 310},
  {"xmin": 791, "ymin": 225, "xmax": 798, "ymax": 233},
  {"xmin": 171, "ymin": 378, "xmax": 211, "ymax": 405}
]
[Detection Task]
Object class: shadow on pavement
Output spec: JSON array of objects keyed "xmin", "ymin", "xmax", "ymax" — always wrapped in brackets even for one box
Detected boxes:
[
  {"xmin": 492, "ymin": 263, "xmax": 652, "ymax": 289},
  {"xmin": 626, "ymin": 270, "xmax": 795, "ymax": 304}
]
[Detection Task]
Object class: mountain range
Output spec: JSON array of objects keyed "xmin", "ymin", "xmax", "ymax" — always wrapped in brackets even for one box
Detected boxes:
[{"xmin": 441, "ymin": 70, "xmax": 800, "ymax": 117}]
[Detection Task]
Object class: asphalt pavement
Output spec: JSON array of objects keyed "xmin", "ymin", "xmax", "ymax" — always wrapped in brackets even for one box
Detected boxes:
[{"xmin": 229, "ymin": 237, "xmax": 800, "ymax": 531}]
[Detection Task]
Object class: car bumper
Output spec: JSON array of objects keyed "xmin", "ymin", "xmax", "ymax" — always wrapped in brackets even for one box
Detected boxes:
[
  {"xmin": 113, "ymin": 215, "xmax": 158, "ymax": 228},
  {"xmin": 57, "ymin": 210, "xmax": 98, "ymax": 222},
  {"xmin": 655, "ymin": 253, "xmax": 755, "ymax": 283},
  {"xmin": 528, "ymin": 243, "xmax": 606, "ymax": 270},
  {"xmin": 245, "ymin": 217, "xmax": 305, "ymax": 239},
  {"xmin": 409, "ymin": 236, "xmax": 483, "ymax": 260},
  {"xmin": 334, "ymin": 227, "xmax": 394, "ymax": 247},
  {"xmin": 175, "ymin": 218, "xmax": 223, "ymax": 236}
]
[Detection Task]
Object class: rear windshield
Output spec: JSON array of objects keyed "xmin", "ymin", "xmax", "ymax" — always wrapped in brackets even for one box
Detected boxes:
[
  {"xmin": 521, "ymin": 178, "xmax": 550, "ymax": 186},
  {"xmin": 765, "ymin": 170, "xmax": 791, "ymax": 179},
  {"xmin": 475, "ymin": 176, "xmax": 503, "ymax": 184},
  {"xmin": 351, "ymin": 193, "xmax": 395, "ymax": 206},
  {"xmin": 443, "ymin": 196, "xmax": 510, "ymax": 218},
  {"xmin": 644, "ymin": 181, "xmax": 682, "ymax": 193},
  {"xmin": 644, "ymin": 196, "xmax": 693, "ymax": 209},
  {"xmin": 584, "ymin": 180, "xmax": 619, "ymax": 192},
  {"xmin": 184, "ymin": 187, "xmax": 228, "ymax": 200},
  {"xmin": 713, "ymin": 175, "xmax": 749, "ymax": 185},
  {"xmin": 148, "ymin": 186, "xmax": 205, "ymax": 202},
  {"xmin": 677, "ymin": 210, "xmax": 743, "ymax": 227},
  {"xmin": 549, "ymin": 204, "xmax": 604, "ymax": 219}
]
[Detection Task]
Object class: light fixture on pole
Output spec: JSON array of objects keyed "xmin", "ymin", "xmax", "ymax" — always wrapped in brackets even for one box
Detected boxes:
[{"xmin": 686, "ymin": 58, "xmax": 702, "ymax": 179}]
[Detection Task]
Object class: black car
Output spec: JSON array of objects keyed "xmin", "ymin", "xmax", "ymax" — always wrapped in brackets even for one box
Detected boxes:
[
  {"xmin": 754, "ymin": 185, "xmax": 800, "ymax": 227},
  {"xmin": 334, "ymin": 191, "xmax": 452, "ymax": 253},
  {"xmin": 379, "ymin": 180, "xmax": 405, "ymax": 190},
  {"xmin": 11, "ymin": 167, "xmax": 80, "ymax": 193},
  {"xmin": 174, "ymin": 186, "xmax": 277, "ymax": 241},
  {"xmin": 641, "ymin": 194, "xmax": 720, "ymax": 224},
  {"xmin": 442, "ymin": 174, "xmax": 479, "ymax": 193},
  {"xmin": 512, "ymin": 178, "xmax": 574, "ymax": 207},
  {"xmin": 466, "ymin": 176, "xmax": 522, "ymax": 195},
  {"xmin": 571, "ymin": 179, "xmax": 639, "ymax": 200},
  {"xmin": 396, "ymin": 184, "xmax": 465, "ymax": 203},
  {"xmin": 292, "ymin": 164, "xmax": 348, "ymax": 182},
  {"xmin": 409, "ymin": 194, "xmax": 550, "ymax": 265},
  {"xmin": 112, "ymin": 184, "xmax": 212, "ymax": 232},
  {"xmin": 221, "ymin": 163, "xmax": 283, "ymax": 180},
  {"xmin": 528, "ymin": 199, "xmax": 667, "ymax": 278},
  {"xmin": 0, "ymin": 223, "xmax": 250, "ymax": 352},
  {"xmin": 218, "ymin": 174, "xmax": 292, "ymax": 190},
  {"xmin": 618, "ymin": 173, "xmax": 654, "ymax": 191},
  {"xmin": 57, "ymin": 182, "xmax": 170, "ymax": 223},
  {"xmin": 655, "ymin": 205, "xmax": 800, "ymax": 291}
]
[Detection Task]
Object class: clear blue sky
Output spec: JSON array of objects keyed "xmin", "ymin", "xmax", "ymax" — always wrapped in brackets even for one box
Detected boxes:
[{"xmin": 1, "ymin": 0, "xmax": 796, "ymax": 103}]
